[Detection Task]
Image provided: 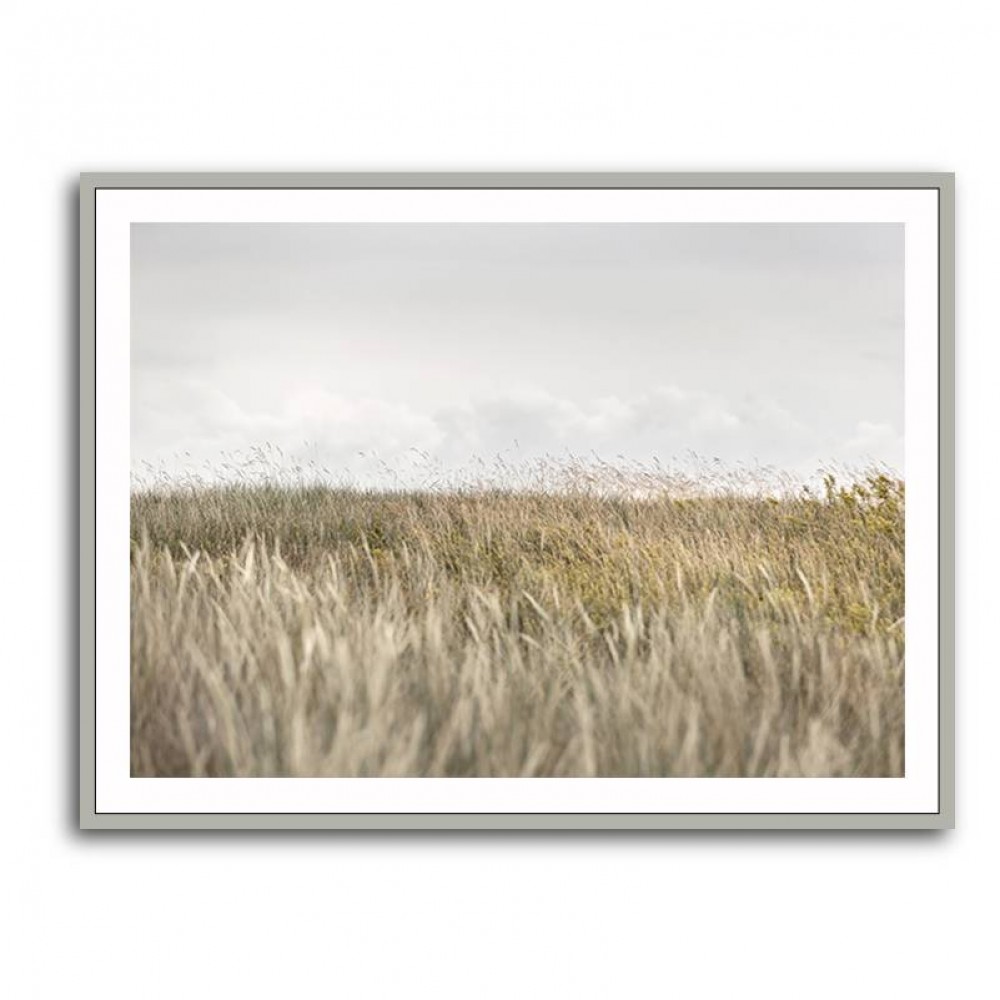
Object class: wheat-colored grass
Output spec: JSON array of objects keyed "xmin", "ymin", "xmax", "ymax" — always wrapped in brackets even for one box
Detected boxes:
[{"xmin": 130, "ymin": 470, "xmax": 904, "ymax": 777}]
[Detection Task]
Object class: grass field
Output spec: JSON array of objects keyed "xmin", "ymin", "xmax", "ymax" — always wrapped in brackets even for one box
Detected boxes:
[{"xmin": 130, "ymin": 468, "xmax": 904, "ymax": 777}]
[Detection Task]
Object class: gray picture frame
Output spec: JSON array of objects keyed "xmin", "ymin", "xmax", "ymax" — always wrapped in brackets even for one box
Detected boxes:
[{"xmin": 81, "ymin": 172, "xmax": 954, "ymax": 830}]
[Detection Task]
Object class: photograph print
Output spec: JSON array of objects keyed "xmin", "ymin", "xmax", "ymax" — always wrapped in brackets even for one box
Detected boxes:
[{"xmin": 84, "ymin": 177, "xmax": 950, "ymax": 827}]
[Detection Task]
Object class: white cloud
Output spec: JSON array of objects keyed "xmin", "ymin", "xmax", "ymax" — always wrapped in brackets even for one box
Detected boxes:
[
  {"xmin": 131, "ymin": 380, "xmax": 902, "ymax": 488},
  {"xmin": 842, "ymin": 420, "xmax": 904, "ymax": 469}
]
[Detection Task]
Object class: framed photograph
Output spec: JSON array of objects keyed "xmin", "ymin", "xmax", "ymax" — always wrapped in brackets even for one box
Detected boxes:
[{"xmin": 81, "ymin": 173, "xmax": 954, "ymax": 830}]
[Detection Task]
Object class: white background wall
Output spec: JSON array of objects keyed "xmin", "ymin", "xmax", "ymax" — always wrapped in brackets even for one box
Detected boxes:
[{"xmin": 1, "ymin": 3, "xmax": 995, "ymax": 997}]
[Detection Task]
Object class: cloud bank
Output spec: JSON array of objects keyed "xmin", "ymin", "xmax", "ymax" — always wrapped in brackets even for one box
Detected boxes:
[{"xmin": 131, "ymin": 379, "xmax": 902, "ymax": 489}]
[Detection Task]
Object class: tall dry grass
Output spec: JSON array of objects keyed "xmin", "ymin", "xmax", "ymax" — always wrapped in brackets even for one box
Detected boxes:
[{"xmin": 131, "ymin": 469, "xmax": 904, "ymax": 777}]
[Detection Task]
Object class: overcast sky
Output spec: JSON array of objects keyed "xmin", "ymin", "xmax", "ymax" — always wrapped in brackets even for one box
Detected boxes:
[{"xmin": 131, "ymin": 223, "xmax": 903, "ymax": 488}]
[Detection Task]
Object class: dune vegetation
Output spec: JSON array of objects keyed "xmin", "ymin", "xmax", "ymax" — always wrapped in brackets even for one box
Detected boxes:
[{"xmin": 130, "ymin": 465, "xmax": 904, "ymax": 777}]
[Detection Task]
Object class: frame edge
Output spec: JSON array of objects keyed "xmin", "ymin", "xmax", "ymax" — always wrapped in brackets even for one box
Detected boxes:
[{"xmin": 80, "ymin": 176, "xmax": 97, "ymax": 830}]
